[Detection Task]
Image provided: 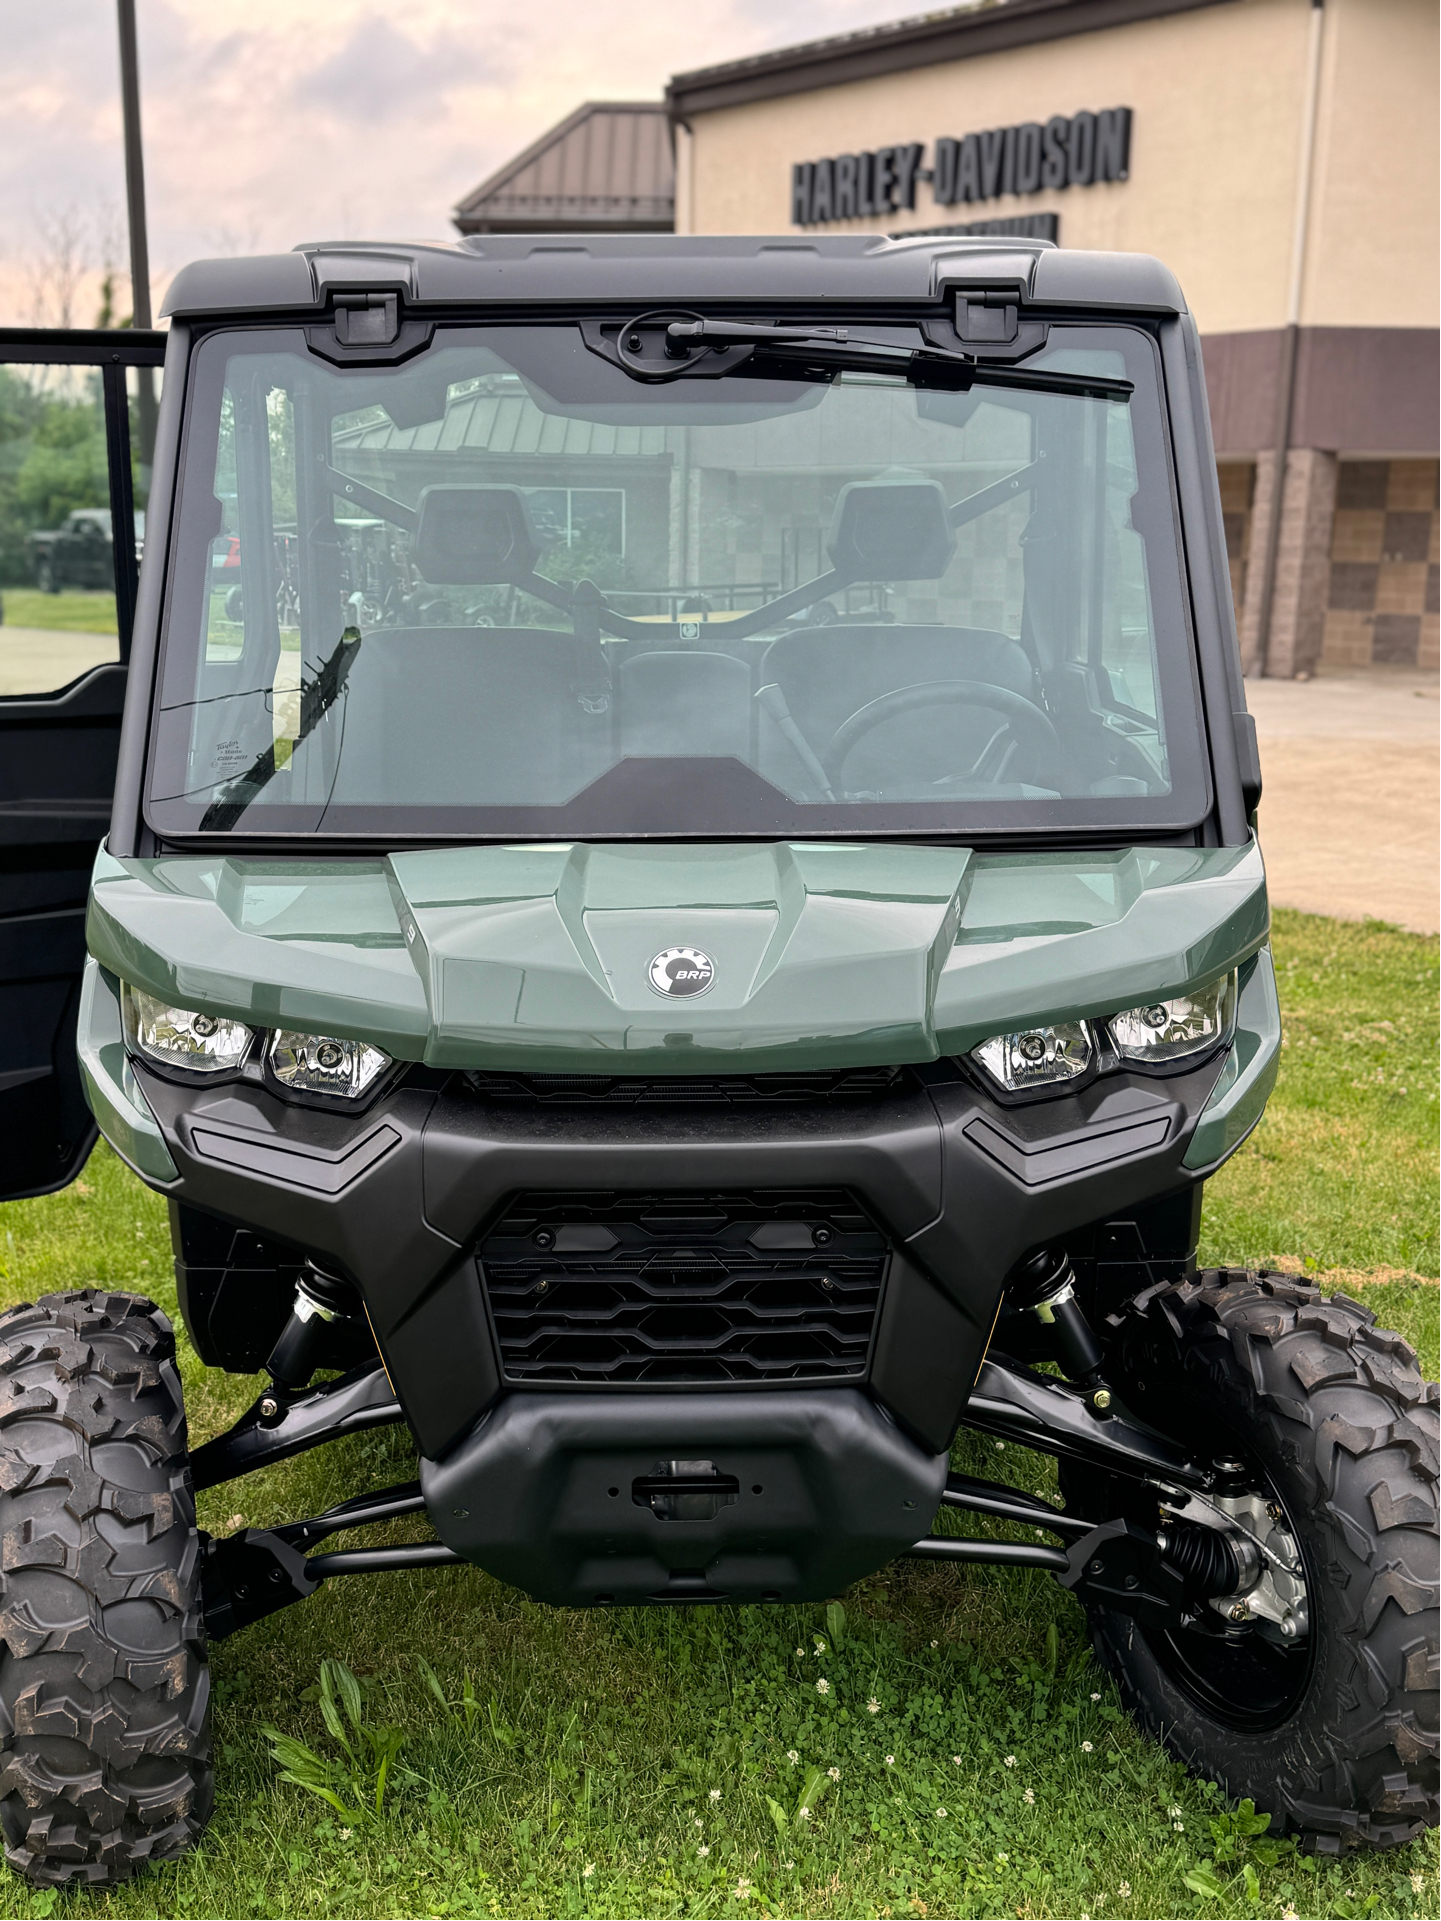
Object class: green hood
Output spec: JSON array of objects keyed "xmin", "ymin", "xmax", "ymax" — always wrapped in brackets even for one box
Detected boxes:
[{"xmin": 86, "ymin": 838, "xmax": 1267, "ymax": 1073}]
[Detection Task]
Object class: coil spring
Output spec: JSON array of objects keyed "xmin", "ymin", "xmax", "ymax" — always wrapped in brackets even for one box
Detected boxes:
[{"xmin": 1161, "ymin": 1518, "xmax": 1241, "ymax": 1597}]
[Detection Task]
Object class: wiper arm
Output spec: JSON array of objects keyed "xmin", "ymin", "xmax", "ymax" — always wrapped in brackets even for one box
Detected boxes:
[
  {"xmin": 658, "ymin": 318, "xmax": 1132, "ymax": 402},
  {"xmin": 199, "ymin": 627, "xmax": 363, "ymax": 831}
]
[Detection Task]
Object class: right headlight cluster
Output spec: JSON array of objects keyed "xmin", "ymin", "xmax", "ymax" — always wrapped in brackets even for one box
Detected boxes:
[{"xmin": 971, "ymin": 971, "xmax": 1238, "ymax": 1095}]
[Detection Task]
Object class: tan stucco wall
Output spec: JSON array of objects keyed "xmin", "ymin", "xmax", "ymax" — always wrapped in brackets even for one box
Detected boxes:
[
  {"xmin": 1301, "ymin": 0, "xmax": 1438, "ymax": 327},
  {"xmin": 680, "ymin": 0, "xmax": 1438, "ymax": 335}
]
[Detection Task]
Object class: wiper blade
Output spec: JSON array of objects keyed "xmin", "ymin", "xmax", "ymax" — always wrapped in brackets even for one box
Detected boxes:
[
  {"xmin": 199, "ymin": 627, "xmax": 362, "ymax": 831},
  {"xmin": 661, "ymin": 317, "xmax": 1132, "ymax": 402}
]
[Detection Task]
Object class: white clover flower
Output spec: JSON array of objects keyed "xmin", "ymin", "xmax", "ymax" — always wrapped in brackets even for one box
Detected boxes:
[
  {"xmin": 1090, "ymin": 1691, "xmax": 1101, "ymax": 1702},
  {"xmin": 1410, "ymin": 1873, "xmax": 1426, "ymax": 1894},
  {"xmin": 338, "ymin": 1827, "xmax": 352, "ymax": 1840},
  {"xmin": 1173, "ymin": 1820, "xmax": 1184, "ymax": 1832},
  {"xmin": 795, "ymin": 1647, "xmax": 805, "ymax": 1657},
  {"xmin": 1081, "ymin": 1741, "xmax": 1093, "ymax": 1753},
  {"xmin": 1167, "ymin": 1804, "xmax": 1183, "ymax": 1819},
  {"xmin": 1118, "ymin": 1882, "xmax": 1131, "ymax": 1898},
  {"xmin": 827, "ymin": 1766, "xmax": 840, "ymax": 1781},
  {"xmin": 798, "ymin": 1807, "xmax": 811, "ymax": 1821},
  {"xmin": 697, "ymin": 1844, "xmax": 710, "ymax": 1857},
  {"xmin": 786, "ymin": 1749, "xmax": 799, "ymax": 1764},
  {"xmin": 1003, "ymin": 1754, "xmax": 1017, "ymax": 1768},
  {"xmin": 996, "ymin": 1851, "xmax": 1009, "ymax": 1864},
  {"xmin": 867, "ymin": 1696, "xmax": 881, "ymax": 1714},
  {"xmin": 952, "ymin": 1755, "xmax": 963, "ymax": 1765},
  {"xmin": 1023, "ymin": 1787, "xmax": 1035, "ymax": 1804},
  {"xmin": 930, "ymin": 1639, "xmax": 939, "ymax": 1647},
  {"xmin": 935, "ymin": 1807, "xmax": 947, "ymax": 1818},
  {"xmin": 1282, "ymin": 1910, "xmax": 1299, "ymax": 1921},
  {"xmin": 815, "ymin": 1677, "xmax": 830, "ymax": 1695},
  {"xmin": 694, "ymin": 1817, "xmax": 704, "ymax": 1828},
  {"xmin": 583, "ymin": 1863, "xmax": 595, "ymax": 1878},
  {"xmin": 709, "ymin": 1787, "xmax": 721, "ymax": 1801},
  {"xmin": 885, "ymin": 1754, "xmax": 895, "ymax": 1766},
  {"xmin": 735, "ymin": 1878, "xmax": 752, "ymax": 1899},
  {"xmin": 995, "ymin": 1441, "xmax": 1006, "ymax": 1450},
  {"xmin": 813, "ymin": 1638, "xmax": 827, "ymax": 1654}
]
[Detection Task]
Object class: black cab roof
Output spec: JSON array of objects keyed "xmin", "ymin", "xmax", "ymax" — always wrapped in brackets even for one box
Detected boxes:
[{"xmin": 161, "ymin": 233, "xmax": 1186, "ymax": 320}]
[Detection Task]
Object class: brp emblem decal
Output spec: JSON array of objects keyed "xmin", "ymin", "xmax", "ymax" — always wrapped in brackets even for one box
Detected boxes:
[{"xmin": 648, "ymin": 947, "xmax": 715, "ymax": 998}]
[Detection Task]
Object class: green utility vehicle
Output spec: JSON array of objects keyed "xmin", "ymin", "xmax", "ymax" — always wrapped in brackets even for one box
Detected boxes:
[{"xmin": 0, "ymin": 237, "xmax": 1433, "ymax": 1885}]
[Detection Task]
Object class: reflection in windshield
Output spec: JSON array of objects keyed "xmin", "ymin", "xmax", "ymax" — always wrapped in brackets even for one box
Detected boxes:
[{"xmin": 150, "ymin": 325, "xmax": 1202, "ymax": 838}]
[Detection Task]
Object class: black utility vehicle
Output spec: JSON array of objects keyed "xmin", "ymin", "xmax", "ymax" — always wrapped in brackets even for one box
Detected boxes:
[
  {"xmin": 0, "ymin": 237, "xmax": 1433, "ymax": 1886},
  {"xmin": 28, "ymin": 507, "xmax": 145, "ymax": 593}
]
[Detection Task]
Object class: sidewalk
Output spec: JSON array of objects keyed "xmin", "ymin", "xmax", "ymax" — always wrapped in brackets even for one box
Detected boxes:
[
  {"xmin": 0, "ymin": 625, "xmax": 117, "ymax": 696},
  {"xmin": 1247, "ymin": 666, "xmax": 1439, "ymax": 935}
]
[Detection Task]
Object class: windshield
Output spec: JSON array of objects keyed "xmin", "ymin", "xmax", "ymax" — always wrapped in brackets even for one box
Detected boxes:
[{"xmin": 148, "ymin": 321, "xmax": 1207, "ymax": 839}]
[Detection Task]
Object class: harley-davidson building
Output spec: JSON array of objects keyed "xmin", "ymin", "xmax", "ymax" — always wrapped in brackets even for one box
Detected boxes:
[{"xmin": 458, "ymin": 0, "xmax": 1437, "ymax": 677}]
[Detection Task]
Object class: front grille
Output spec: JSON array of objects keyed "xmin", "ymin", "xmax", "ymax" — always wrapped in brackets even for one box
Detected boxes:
[
  {"xmin": 466, "ymin": 1067, "xmax": 903, "ymax": 1105},
  {"xmin": 479, "ymin": 1188, "xmax": 888, "ymax": 1385}
]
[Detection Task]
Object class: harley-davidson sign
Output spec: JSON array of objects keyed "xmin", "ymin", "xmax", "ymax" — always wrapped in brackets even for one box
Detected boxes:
[{"xmin": 791, "ymin": 107, "xmax": 1131, "ymax": 227}]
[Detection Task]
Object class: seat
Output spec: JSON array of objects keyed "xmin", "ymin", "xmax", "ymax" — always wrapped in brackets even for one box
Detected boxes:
[
  {"xmin": 324, "ymin": 627, "xmax": 612, "ymax": 807},
  {"xmin": 757, "ymin": 624, "xmax": 1038, "ymax": 796},
  {"xmin": 618, "ymin": 650, "xmax": 753, "ymax": 761}
]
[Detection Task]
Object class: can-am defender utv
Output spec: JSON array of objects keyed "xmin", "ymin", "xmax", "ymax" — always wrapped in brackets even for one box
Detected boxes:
[{"xmin": 0, "ymin": 235, "xmax": 1434, "ymax": 1885}]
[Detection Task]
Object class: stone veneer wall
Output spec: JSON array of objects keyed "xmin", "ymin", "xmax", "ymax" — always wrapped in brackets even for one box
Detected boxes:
[
  {"xmin": 1322, "ymin": 460, "xmax": 1439, "ymax": 670},
  {"xmin": 1216, "ymin": 458, "xmax": 1438, "ymax": 673}
]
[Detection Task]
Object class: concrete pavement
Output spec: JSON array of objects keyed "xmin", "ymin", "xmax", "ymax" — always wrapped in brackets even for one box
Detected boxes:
[
  {"xmin": 1247, "ymin": 667, "xmax": 1439, "ymax": 935},
  {"xmin": 0, "ymin": 626, "xmax": 118, "ymax": 696}
]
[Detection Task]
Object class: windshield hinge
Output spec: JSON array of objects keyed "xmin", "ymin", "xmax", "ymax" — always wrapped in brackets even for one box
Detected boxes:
[
  {"xmin": 954, "ymin": 293, "xmax": 1019, "ymax": 345},
  {"xmin": 334, "ymin": 292, "xmax": 399, "ymax": 346}
]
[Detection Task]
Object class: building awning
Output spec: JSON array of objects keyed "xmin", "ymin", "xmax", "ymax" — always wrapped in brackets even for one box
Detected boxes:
[{"xmin": 453, "ymin": 102, "xmax": 674, "ymax": 236}]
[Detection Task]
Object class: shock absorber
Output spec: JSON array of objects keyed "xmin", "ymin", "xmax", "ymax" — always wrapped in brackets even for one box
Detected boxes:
[
  {"xmin": 1012, "ymin": 1249, "xmax": 1107, "ymax": 1390},
  {"xmin": 266, "ymin": 1265, "xmax": 364, "ymax": 1390}
]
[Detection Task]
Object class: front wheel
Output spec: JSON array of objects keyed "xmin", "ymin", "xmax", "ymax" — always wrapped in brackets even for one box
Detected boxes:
[
  {"xmin": 1061, "ymin": 1271, "xmax": 1437, "ymax": 1853},
  {"xmin": 0, "ymin": 1291, "xmax": 213, "ymax": 1885}
]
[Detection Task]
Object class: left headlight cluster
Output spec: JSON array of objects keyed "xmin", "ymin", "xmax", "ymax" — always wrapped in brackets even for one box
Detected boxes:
[
  {"xmin": 121, "ymin": 985, "xmax": 391, "ymax": 1101},
  {"xmin": 970, "ymin": 971, "xmax": 1237, "ymax": 1096}
]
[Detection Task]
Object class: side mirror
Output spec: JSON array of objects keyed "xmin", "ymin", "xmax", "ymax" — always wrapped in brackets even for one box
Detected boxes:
[
  {"xmin": 826, "ymin": 479, "xmax": 955, "ymax": 582},
  {"xmin": 413, "ymin": 486, "xmax": 541, "ymax": 585}
]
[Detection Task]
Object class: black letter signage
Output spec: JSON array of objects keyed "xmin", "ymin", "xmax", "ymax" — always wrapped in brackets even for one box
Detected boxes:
[{"xmin": 792, "ymin": 107, "xmax": 1133, "ymax": 226}]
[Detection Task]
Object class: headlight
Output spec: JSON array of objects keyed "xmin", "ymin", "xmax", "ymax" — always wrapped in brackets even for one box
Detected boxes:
[
  {"xmin": 1108, "ymin": 972, "xmax": 1237, "ymax": 1063},
  {"xmin": 972, "ymin": 1021, "xmax": 1094, "ymax": 1092},
  {"xmin": 122, "ymin": 984, "xmax": 253, "ymax": 1074},
  {"xmin": 268, "ymin": 1029, "xmax": 391, "ymax": 1099}
]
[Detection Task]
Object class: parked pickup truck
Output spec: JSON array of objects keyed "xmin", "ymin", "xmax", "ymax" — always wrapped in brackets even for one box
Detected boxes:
[{"xmin": 27, "ymin": 506, "xmax": 145, "ymax": 592}]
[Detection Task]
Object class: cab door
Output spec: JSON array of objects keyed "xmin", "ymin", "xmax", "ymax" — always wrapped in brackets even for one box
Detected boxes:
[{"xmin": 0, "ymin": 326, "xmax": 165, "ymax": 1197}]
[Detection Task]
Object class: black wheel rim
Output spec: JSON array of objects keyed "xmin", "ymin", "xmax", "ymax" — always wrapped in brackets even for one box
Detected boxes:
[{"xmin": 1144, "ymin": 1609, "xmax": 1313, "ymax": 1731}]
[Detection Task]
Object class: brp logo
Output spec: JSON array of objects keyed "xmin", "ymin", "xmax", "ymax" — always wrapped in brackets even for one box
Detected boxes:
[{"xmin": 648, "ymin": 947, "xmax": 715, "ymax": 998}]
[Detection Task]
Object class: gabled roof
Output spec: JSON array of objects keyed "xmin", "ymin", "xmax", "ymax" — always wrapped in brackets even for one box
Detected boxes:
[{"xmin": 453, "ymin": 102, "xmax": 674, "ymax": 236}]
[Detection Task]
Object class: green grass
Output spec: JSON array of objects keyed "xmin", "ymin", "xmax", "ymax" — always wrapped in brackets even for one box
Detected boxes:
[
  {"xmin": 0, "ymin": 587, "xmax": 118, "ymax": 633},
  {"xmin": 0, "ymin": 910, "xmax": 1435, "ymax": 1920}
]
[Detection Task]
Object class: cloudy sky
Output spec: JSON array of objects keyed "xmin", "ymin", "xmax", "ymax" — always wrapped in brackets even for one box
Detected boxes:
[{"xmin": 2, "ymin": 0, "xmax": 923, "ymax": 326}]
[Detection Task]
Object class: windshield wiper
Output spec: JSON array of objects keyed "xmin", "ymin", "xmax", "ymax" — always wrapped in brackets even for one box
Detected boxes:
[
  {"xmin": 199, "ymin": 627, "xmax": 362, "ymax": 831},
  {"xmin": 657, "ymin": 317, "xmax": 1133, "ymax": 402}
]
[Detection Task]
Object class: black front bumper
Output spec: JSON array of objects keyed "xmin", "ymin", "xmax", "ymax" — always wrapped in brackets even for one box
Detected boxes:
[
  {"xmin": 141, "ymin": 1054, "xmax": 1226, "ymax": 1472},
  {"xmin": 421, "ymin": 1386, "xmax": 947, "ymax": 1606}
]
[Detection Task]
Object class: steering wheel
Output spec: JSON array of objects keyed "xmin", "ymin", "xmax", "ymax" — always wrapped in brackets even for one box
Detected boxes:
[{"xmin": 821, "ymin": 679, "xmax": 1063, "ymax": 789}]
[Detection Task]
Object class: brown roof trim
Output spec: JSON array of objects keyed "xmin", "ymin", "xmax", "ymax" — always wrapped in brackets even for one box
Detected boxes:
[
  {"xmin": 454, "ymin": 101, "xmax": 668, "ymax": 219},
  {"xmin": 666, "ymin": 0, "xmax": 1231, "ymax": 120}
]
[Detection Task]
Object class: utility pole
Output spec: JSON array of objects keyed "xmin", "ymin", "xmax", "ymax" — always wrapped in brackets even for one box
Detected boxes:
[{"xmin": 116, "ymin": 0, "xmax": 158, "ymax": 477}]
